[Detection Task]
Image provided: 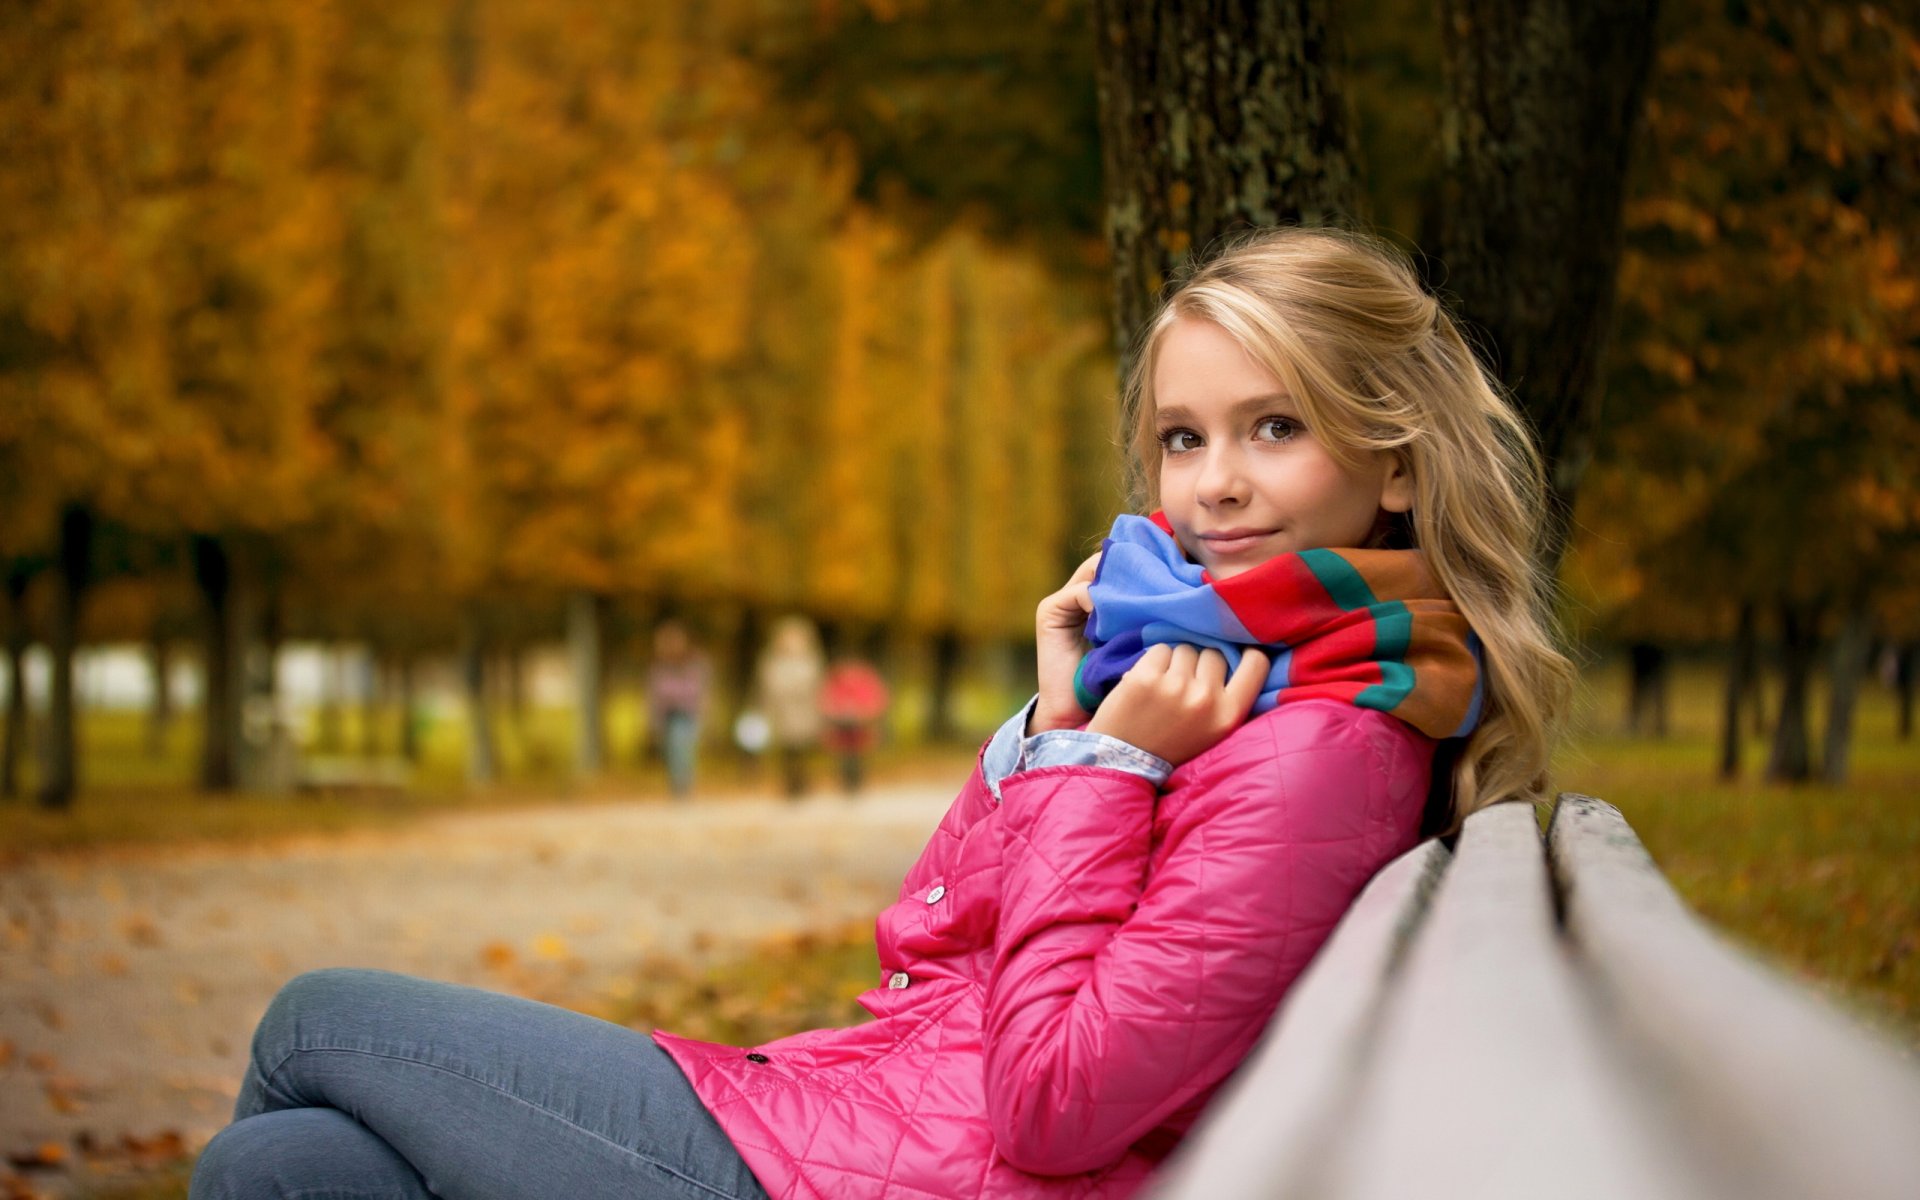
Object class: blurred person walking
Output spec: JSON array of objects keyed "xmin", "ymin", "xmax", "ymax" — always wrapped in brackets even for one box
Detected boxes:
[
  {"xmin": 756, "ymin": 617, "xmax": 824, "ymax": 799},
  {"xmin": 646, "ymin": 621, "xmax": 709, "ymax": 799},
  {"xmin": 821, "ymin": 656, "xmax": 890, "ymax": 795}
]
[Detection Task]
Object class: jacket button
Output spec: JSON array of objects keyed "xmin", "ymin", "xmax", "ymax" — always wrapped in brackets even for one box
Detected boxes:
[
  {"xmin": 745, "ymin": 1052, "xmax": 770, "ymax": 1064},
  {"xmin": 925, "ymin": 885, "xmax": 946, "ymax": 904},
  {"xmin": 888, "ymin": 971, "xmax": 911, "ymax": 990}
]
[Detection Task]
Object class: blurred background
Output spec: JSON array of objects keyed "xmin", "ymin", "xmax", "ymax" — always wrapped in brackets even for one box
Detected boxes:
[{"xmin": 0, "ymin": 0, "xmax": 1916, "ymax": 1187}]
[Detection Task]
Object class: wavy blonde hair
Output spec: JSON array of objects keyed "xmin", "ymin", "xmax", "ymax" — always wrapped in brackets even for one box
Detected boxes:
[{"xmin": 1124, "ymin": 227, "xmax": 1575, "ymax": 826}]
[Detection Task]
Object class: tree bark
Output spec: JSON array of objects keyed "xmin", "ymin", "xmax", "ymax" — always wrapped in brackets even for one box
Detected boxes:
[
  {"xmin": 146, "ymin": 632, "xmax": 173, "ymax": 759},
  {"xmin": 1718, "ymin": 601, "xmax": 1755, "ymax": 780},
  {"xmin": 360, "ymin": 651, "xmax": 382, "ymax": 758},
  {"xmin": 1820, "ymin": 596, "xmax": 1873, "ymax": 785},
  {"xmin": 1435, "ymin": 0, "xmax": 1660, "ymax": 566},
  {"xmin": 397, "ymin": 656, "xmax": 420, "ymax": 764},
  {"xmin": 2, "ymin": 566, "xmax": 31, "ymax": 800},
  {"xmin": 460, "ymin": 606, "xmax": 496, "ymax": 786},
  {"xmin": 318, "ymin": 644, "xmax": 345, "ymax": 754},
  {"xmin": 926, "ymin": 629, "xmax": 964, "ymax": 743},
  {"xmin": 1765, "ymin": 600, "xmax": 1822, "ymax": 783},
  {"xmin": 570, "ymin": 590, "xmax": 606, "ymax": 777},
  {"xmin": 1091, "ymin": 0, "xmax": 1357, "ymax": 370},
  {"xmin": 1625, "ymin": 641, "xmax": 1668, "ymax": 737},
  {"xmin": 40, "ymin": 504, "xmax": 94, "ymax": 811},
  {"xmin": 193, "ymin": 536, "xmax": 237, "ymax": 792},
  {"xmin": 1895, "ymin": 642, "xmax": 1915, "ymax": 740}
]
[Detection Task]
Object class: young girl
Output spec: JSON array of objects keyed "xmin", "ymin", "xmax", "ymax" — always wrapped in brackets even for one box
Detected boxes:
[{"xmin": 190, "ymin": 227, "xmax": 1571, "ymax": 1200}]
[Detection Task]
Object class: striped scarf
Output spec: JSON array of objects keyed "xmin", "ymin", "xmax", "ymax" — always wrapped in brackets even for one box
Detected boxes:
[{"xmin": 1073, "ymin": 513, "xmax": 1484, "ymax": 740}]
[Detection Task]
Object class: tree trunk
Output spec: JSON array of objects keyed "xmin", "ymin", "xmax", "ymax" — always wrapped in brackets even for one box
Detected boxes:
[
  {"xmin": 460, "ymin": 607, "xmax": 496, "ymax": 786},
  {"xmin": 360, "ymin": 651, "xmax": 382, "ymax": 758},
  {"xmin": 926, "ymin": 629, "xmax": 964, "ymax": 743},
  {"xmin": 1718, "ymin": 601, "xmax": 1755, "ymax": 780},
  {"xmin": 570, "ymin": 590, "xmax": 606, "ymax": 777},
  {"xmin": 726, "ymin": 605, "xmax": 763, "ymax": 760},
  {"xmin": 1625, "ymin": 642, "xmax": 1668, "ymax": 737},
  {"xmin": 1896, "ymin": 642, "xmax": 1915, "ymax": 740},
  {"xmin": 318, "ymin": 644, "xmax": 345, "ymax": 754},
  {"xmin": 1435, "ymin": 0, "xmax": 1659, "ymax": 566},
  {"xmin": 1091, "ymin": 0, "xmax": 1357, "ymax": 370},
  {"xmin": 193, "ymin": 536, "xmax": 237, "ymax": 792},
  {"xmin": 2, "ymin": 566, "xmax": 30, "ymax": 799},
  {"xmin": 1821, "ymin": 596, "xmax": 1873, "ymax": 785},
  {"xmin": 397, "ymin": 656, "xmax": 420, "ymax": 764},
  {"xmin": 146, "ymin": 632, "xmax": 173, "ymax": 759},
  {"xmin": 40, "ymin": 504, "xmax": 94, "ymax": 811},
  {"xmin": 1765, "ymin": 600, "xmax": 1822, "ymax": 783}
]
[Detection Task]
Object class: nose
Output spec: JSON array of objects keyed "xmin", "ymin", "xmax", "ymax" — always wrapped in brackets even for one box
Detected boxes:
[{"xmin": 1194, "ymin": 444, "xmax": 1247, "ymax": 509}]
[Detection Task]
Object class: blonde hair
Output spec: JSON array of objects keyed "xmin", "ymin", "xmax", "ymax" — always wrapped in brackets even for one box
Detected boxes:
[{"xmin": 1124, "ymin": 227, "xmax": 1575, "ymax": 827}]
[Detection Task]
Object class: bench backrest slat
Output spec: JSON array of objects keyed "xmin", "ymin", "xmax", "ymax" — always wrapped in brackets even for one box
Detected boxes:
[
  {"xmin": 1312, "ymin": 801, "xmax": 1709, "ymax": 1199},
  {"xmin": 1148, "ymin": 837, "xmax": 1452, "ymax": 1198},
  {"xmin": 1549, "ymin": 793, "xmax": 1920, "ymax": 1200}
]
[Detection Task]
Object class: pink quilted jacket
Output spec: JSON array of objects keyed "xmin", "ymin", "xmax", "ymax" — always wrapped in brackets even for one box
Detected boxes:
[{"xmin": 656, "ymin": 698, "xmax": 1435, "ymax": 1199}]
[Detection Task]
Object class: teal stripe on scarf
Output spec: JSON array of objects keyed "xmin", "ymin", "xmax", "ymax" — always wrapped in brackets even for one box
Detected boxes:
[{"xmin": 1302, "ymin": 549, "xmax": 1418, "ymax": 713}]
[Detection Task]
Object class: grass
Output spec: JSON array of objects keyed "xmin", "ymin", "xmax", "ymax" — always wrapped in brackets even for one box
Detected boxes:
[{"xmin": 1559, "ymin": 661, "xmax": 1920, "ymax": 1048}]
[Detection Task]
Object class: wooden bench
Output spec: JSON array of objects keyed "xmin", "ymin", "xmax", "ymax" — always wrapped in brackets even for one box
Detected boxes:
[{"xmin": 1148, "ymin": 794, "xmax": 1920, "ymax": 1200}]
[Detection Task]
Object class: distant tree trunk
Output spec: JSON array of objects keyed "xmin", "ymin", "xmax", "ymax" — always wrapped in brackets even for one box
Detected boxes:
[
  {"xmin": 193, "ymin": 536, "xmax": 237, "ymax": 792},
  {"xmin": 1896, "ymin": 642, "xmax": 1915, "ymax": 740},
  {"xmin": 1821, "ymin": 596, "xmax": 1874, "ymax": 785},
  {"xmin": 41, "ymin": 504, "xmax": 95, "ymax": 811},
  {"xmin": 570, "ymin": 590, "xmax": 606, "ymax": 777},
  {"xmin": 1765, "ymin": 600, "xmax": 1822, "ymax": 783},
  {"xmin": 318, "ymin": 644, "xmax": 345, "ymax": 753},
  {"xmin": 1091, "ymin": 0, "xmax": 1357, "ymax": 371},
  {"xmin": 505, "ymin": 644, "xmax": 528, "ymax": 732},
  {"xmin": 926, "ymin": 629, "xmax": 964, "ymax": 742},
  {"xmin": 146, "ymin": 632, "xmax": 173, "ymax": 759},
  {"xmin": 396, "ymin": 656, "xmax": 420, "ymax": 764},
  {"xmin": 1435, "ymin": 0, "xmax": 1659, "ymax": 566},
  {"xmin": 460, "ymin": 607, "xmax": 496, "ymax": 786},
  {"xmin": 360, "ymin": 652, "xmax": 382, "ymax": 758},
  {"xmin": 726, "ymin": 605, "xmax": 763, "ymax": 760},
  {"xmin": 1719, "ymin": 601, "xmax": 1756, "ymax": 780},
  {"xmin": 1625, "ymin": 642, "xmax": 1668, "ymax": 737},
  {"xmin": 3, "ymin": 566, "xmax": 30, "ymax": 799}
]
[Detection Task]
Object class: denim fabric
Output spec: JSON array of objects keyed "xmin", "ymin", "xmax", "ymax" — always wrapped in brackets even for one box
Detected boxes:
[
  {"xmin": 980, "ymin": 695, "xmax": 1173, "ymax": 804},
  {"xmin": 190, "ymin": 969, "xmax": 768, "ymax": 1200},
  {"xmin": 662, "ymin": 711, "xmax": 700, "ymax": 798}
]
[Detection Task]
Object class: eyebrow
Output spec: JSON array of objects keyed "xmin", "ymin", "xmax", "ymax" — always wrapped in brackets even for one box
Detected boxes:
[{"xmin": 1153, "ymin": 394, "xmax": 1299, "ymax": 424}]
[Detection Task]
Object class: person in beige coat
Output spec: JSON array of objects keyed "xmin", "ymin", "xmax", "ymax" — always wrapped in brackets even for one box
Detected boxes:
[{"xmin": 756, "ymin": 616, "xmax": 825, "ymax": 798}]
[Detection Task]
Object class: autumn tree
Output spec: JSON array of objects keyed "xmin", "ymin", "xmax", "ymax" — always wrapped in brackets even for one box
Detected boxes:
[{"xmin": 1589, "ymin": 0, "xmax": 1920, "ymax": 781}]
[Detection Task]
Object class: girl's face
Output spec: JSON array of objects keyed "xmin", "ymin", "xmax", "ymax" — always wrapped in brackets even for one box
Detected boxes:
[{"xmin": 1152, "ymin": 316, "xmax": 1411, "ymax": 579}]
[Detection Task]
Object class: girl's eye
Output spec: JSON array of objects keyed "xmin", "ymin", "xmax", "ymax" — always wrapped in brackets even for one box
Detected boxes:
[
  {"xmin": 1158, "ymin": 428, "xmax": 1202, "ymax": 453},
  {"xmin": 1255, "ymin": 416, "xmax": 1301, "ymax": 443}
]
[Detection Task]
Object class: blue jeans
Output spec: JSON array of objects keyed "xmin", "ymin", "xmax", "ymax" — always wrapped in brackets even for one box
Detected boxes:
[
  {"xmin": 661, "ymin": 711, "xmax": 699, "ymax": 798},
  {"xmin": 190, "ymin": 969, "xmax": 768, "ymax": 1200}
]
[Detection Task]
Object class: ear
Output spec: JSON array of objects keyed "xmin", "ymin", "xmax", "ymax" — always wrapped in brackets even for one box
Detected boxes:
[{"xmin": 1379, "ymin": 453, "xmax": 1414, "ymax": 514}]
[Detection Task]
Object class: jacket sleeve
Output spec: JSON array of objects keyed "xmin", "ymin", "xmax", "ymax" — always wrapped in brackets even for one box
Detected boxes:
[{"xmin": 981, "ymin": 705, "xmax": 1415, "ymax": 1176}]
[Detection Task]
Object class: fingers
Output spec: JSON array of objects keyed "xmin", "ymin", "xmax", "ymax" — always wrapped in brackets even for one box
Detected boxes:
[
  {"xmin": 1222, "ymin": 647, "xmax": 1270, "ymax": 719},
  {"xmin": 1201, "ymin": 646, "xmax": 1233, "ymax": 690},
  {"xmin": 1167, "ymin": 643, "xmax": 1200, "ymax": 678},
  {"xmin": 1069, "ymin": 551, "xmax": 1103, "ymax": 585},
  {"xmin": 1133, "ymin": 642, "xmax": 1174, "ymax": 675}
]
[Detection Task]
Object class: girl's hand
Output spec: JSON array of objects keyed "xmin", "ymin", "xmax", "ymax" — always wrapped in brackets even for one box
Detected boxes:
[
  {"xmin": 1031, "ymin": 552, "xmax": 1103, "ymax": 734},
  {"xmin": 1086, "ymin": 644, "xmax": 1270, "ymax": 766}
]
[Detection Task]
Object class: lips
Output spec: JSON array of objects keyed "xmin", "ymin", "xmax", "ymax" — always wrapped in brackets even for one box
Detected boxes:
[{"xmin": 1198, "ymin": 529, "xmax": 1276, "ymax": 555}]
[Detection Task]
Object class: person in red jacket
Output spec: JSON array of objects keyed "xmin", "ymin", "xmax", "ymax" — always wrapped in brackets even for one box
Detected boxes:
[
  {"xmin": 192, "ymin": 228, "xmax": 1573, "ymax": 1200},
  {"xmin": 820, "ymin": 655, "xmax": 890, "ymax": 794}
]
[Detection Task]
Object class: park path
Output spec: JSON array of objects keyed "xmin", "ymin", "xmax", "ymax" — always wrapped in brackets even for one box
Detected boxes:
[{"xmin": 0, "ymin": 783, "xmax": 954, "ymax": 1183}]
